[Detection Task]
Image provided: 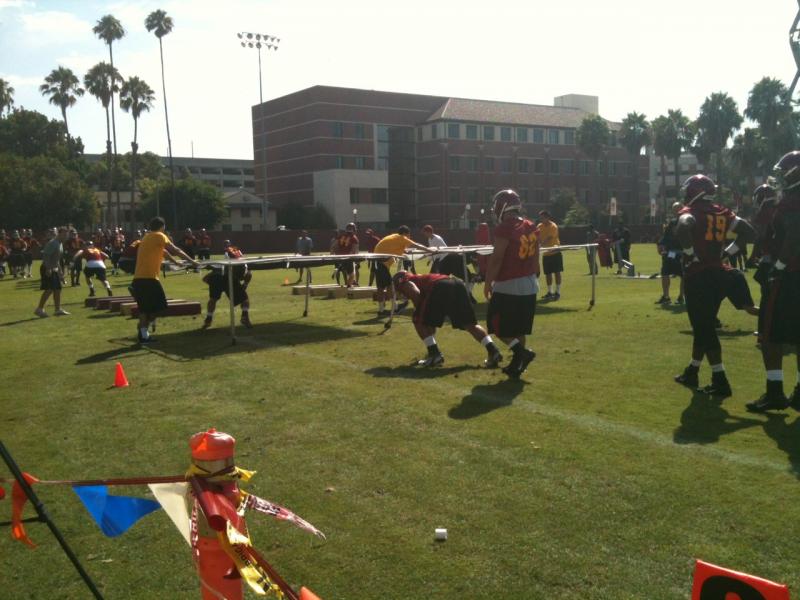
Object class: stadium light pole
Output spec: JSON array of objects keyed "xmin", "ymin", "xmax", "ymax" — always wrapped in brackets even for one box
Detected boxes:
[{"xmin": 237, "ymin": 31, "xmax": 279, "ymax": 229}]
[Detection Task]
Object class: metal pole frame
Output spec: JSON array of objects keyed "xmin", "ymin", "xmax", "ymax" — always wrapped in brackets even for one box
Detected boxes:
[
  {"xmin": 303, "ymin": 266, "xmax": 311, "ymax": 317},
  {"xmin": 0, "ymin": 442, "xmax": 105, "ymax": 600},
  {"xmin": 228, "ymin": 263, "xmax": 236, "ymax": 345}
]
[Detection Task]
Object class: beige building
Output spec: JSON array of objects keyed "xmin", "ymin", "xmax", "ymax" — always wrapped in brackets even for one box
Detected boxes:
[{"xmin": 221, "ymin": 188, "xmax": 276, "ymax": 232}]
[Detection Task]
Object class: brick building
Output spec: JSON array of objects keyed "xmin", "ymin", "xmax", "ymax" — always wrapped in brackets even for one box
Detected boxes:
[{"xmin": 253, "ymin": 86, "xmax": 647, "ymax": 229}]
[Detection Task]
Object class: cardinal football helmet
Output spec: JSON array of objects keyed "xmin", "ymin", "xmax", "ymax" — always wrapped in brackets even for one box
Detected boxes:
[
  {"xmin": 752, "ymin": 183, "xmax": 777, "ymax": 206},
  {"xmin": 773, "ymin": 151, "xmax": 800, "ymax": 192},
  {"xmin": 490, "ymin": 189, "xmax": 522, "ymax": 222},
  {"xmin": 681, "ymin": 174, "xmax": 716, "ymax": 205}
]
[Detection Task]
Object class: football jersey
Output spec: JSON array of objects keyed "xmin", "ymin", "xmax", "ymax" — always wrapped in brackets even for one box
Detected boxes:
[
  {"xmin": 84, "ymin": 248, "xmax": 104, "ymax": 262},
  {"xmin": 537, "ymin": 221, "xmax": 560, "ymax": 256},
  {"xmin": 10, "ymin": 239, "xmax": 27, "ymax": 252},
  {"xmin": 771, "ymin": 196, "xmax": 800, "ymax": 271},
  {"xmin": 122, "ymin": 240, "xmax": 140, "ymax": 258},
  {"xmin": 198, "ymin": 234, "xmax": 211, "ymax": 247},
  {"xmin": 406, "ymin": 273, "xmax": 450, "ymax": 297},
  {"xmin": 678, "ymin": 201, "xmax": 735, "ymax": 276},
  {"xmin": 183, "ymin": 235, "xmax": 196, "ymax": 247},
  {"xmin": 753, "ymin": 199, "xmax": 779, "ymax": 259},
  {"xmin": 493, "ymin": 217, "xmax": 540, "ymax": 282},
  {"xmin": 66, "ymin": 238, "xmax": 83, "ymax": 252},
  {"xmin": 336, "ymin": 233, "xmax": 358, "ymax": 254}
]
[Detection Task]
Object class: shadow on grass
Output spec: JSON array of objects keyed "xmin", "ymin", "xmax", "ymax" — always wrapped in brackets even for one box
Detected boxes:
[
  {"xmin": 762, "ymin": 412, "xmax": 800, "ymax": 478},
  {"xmin": 448, "ymin": 379, "xmax": 526, "ymax": 420},
  {"xmin": 678, "ymin": 329, "xmax": 755, "ymax": 338},
  {"xmin": 75, "ymin": 321, "xmax": 367, "ymax": 364},
  {"xmin": 0, "ymin": 317, "xmax": 42, "ymax": 327},
  {"xmin": 660, "ymin": 304, "xmax": 687, "ymax": 314},
  {"xmin": 672, "ymin": 392, "xmax": 761, "ymax": 445},
  {"xmin": 365, "ymin": 364, "xmax": 477, "ymax": 380}
]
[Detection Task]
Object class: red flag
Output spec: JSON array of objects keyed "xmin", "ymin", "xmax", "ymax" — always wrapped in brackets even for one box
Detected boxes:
[{"xmin": 11, "ymin": 472, "xmax": 39, "ymax": 547}]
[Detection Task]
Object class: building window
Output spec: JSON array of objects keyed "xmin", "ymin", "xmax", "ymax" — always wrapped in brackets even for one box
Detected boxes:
[
  {"xmin": 448, "ymin": 123, "xmax": 460, "ymax": 139},
  {"xmin": 563, "ymin": 159, "xmax": 574, "ymax": 175},
  {"xmin": 534, "ymin": 159, "xmax": 544, "ymax": 174},
  {"xmin": 466, "ymin": 125, "xmax": 478, "ymax": 140},
  {"xmin": 533, "ymin": 189, "xmax": 545, "ymax": 203},
  {"xmin": 580, "ymin": 160, "xmax": 590, "ymax": 175},
  {"xmin": 549, "ymin": 159, "xmax": 560, "ymax": 175},
  {"xmin": 466, "ymin": 188, "xmax": 479, "ymax": 204},
  {"xmin": 222, "ymin": 224, "xmax": 232, "ymax": 232},
  {"xmin": 564, "ymin": 130, "xmax": 575, "ymax": 145},
  {"xmin": 516, "ymin": 128, "xmax": 528, "ymax": 143},
  {"xmin": 596, "ymin": 160, "xmax": 604, "ymax": 176},
  {"xmin": 500, "ymin": 158, "xmax": 512, "ymax": 173},
  {"xmin": 519, "ymin": 188, "xmax": 529, "ymax": 202},
  {"xmin": 609, "ymin": 161, "xmax": 617, "ymax": 176},
  {"xmin": 240, "ymin": 207, "xmax": 251, "ymax": 218},
  {"xmin": 483, "ymin": 126, "xmax": 495, "ymax": 141},
  {"xmin": 450, "ymin": 156, "xmax": 461, "ymax": 171},
  {"xmin": 582, "ymin": 189, "xmax": 590, "ymax": 203},
  {"xmin": 355, "ymin": 156, "xmax": 366, "ymax": 169},
  {"xmin": 485, "ymin": 157, "xmax": 495, "ymax": 171},
  {"xmin": 466, "ymin": 156, "xmax": 479, "ymax": 172},
  {"xmin": 500, "ymin": 127, "xmax": 512, "ymax": 142},
  {"xmin": 533, "ymin": 128, "xmax": 544, "ymax": 144},
  {"xmin": 548, "ymin": 129, "xmax": 560, "ymax": 145},
  {"xmin": 333, "ymin": 122, "xmax": 344, "ymax": 137},
  {"xmin": 355, "ymin": 123, "xmax": 366, "ymax": 139},
  {"xmin": 449, "ymin": 188, "xmax": 460, "ymax": 203},
  {"xmin": 431, "ymin": 123, "xmax": 438, "ymax": 139},
  {"xmin": 335, "ymin": 156, "xmax": 344, "ymax": 169},
  {"xmin": 242, "ymin": 224, "xmax": 252, "ymax": 232},
  {"xmin": 608, "ymin": 131, "xmax": 617, "ymax": 146},
  {"xmin": 518, "ymin": 158, "xmax": 529, "ymax": 173}
]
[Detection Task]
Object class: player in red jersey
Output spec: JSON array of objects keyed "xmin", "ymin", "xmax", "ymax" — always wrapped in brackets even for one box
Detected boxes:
[
  {"xmin": 393, "ymin": 271, "xmax": 502, "ymax": 367},
  {"xmin": 673, "ymin": 175, "xmax": 755, "ymax": 398},
  {"xmin": 335, "ymin": 222, "xmax": 359, "ymax": 287},
  {"xmin": 8, "ymin": 231, "xmax": 27, "ymax": 278},
  {"xmin": 109, "ymin": 228, "xmax": 125, "ymax": 275},
  {"xmin": 484, "ymin": 189, "xmax": 539, "ymax": 379},
  {"xmin": 746, "ymin": 152, "xmax": 800, "ymax": 412},
  {"xmin": 64, "ymin": 230, "xmax": 84, "ymax": 285},
  {"xmin": 197, "ymin": 228, "xmax": 212, "ymax": 261},
  {"xmin": 72, "ymin": 242, "xmax": 113, "ymax": 296},
  {"xmin": 21, "ymin": 229, "xmax": 39, "ymax": 278}
]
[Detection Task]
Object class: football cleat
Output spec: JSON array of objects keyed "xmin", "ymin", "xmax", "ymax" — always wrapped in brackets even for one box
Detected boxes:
[
  {"xmin": 417, "ymin": 353, "xmax": 444, "ymax": 367},
  {"xmin": 503, "ymin": 349, "xmax": 536, "ymax": 379},
  {"xmin": 394, "ymin": 300, "xmax": 409, "ymax": 313},
  {"xmin": 674, "ymin": 367, "xmax": 699, "ymax": 388},
  {"xmin": 698, "ymin": 374, "xmax": 732, "ymax": 399},
  {"xmin": 655, "ymin": 296, "xmax": 670, "ymax": 305},
  {"xmin": 201, "ymin": 317, "xmax": 213, "ymax": 330},
  {"xmin": 484, "ymin": 350, "xmax": 503, "ymax": 369},
  {"xmin": 746, "ymin": 392, "xmax": 789, "ymax": 413},
  {"xmin": 676, "ymin": 296, "xmax": 684, "ymax": 305},
  {"xmin": 541, "ymin": 292, "xmax": 553, "ymax": 300},
  {"xmin": 54, "ymin": 309, "xmax": 70, "ymax": 316},
  {"xmin": 552, "ymin": 293, "xmax": 560, "ymax": 301},
  {"xmin": 240, "ymin": 313, "xmax": 253, "ymax": 329}
]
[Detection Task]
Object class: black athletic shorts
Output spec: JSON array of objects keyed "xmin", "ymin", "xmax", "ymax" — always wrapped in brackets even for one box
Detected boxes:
[
  {"xmin": 83, "ymin": 266, "xmax": 107, "ymax": 281},
  {"xmin": 660, "ymin": 254, "xmax": 682, "ymax": 277},
  {"xmin": 9, "ymin": 252, "xmax": 24, "ymax": 267},
  {"xmin": 205, "ymin": 270, "xmax": 248, "ymax": 306},
  {"xmin": 337, "ymin": 259, "xmax": 356, "ymax": 276},
  {"xmin": 72, "ymin": 257, "xmax": 83, "ymax": 271},
  {"xmin": 375, "ymin": 262, "xmax": 392, "ymax": 289},
  {"xmin": 119, "ymin": 257, "xmax": 136, "ymax": 274},
  {"xmin": 197, "ymin": 248, "xmax": 211, "ymax": 261},
  {"xmin": 684, "ymin": 269, "xmax": 727, "ymax": 347},
  {"xmin": 542, "ymin": 253, "xmax": 564, "ymax": 275},
  {"xmin": 24, "ymin": 252, "xmax": 33, "ymax": 266},
  {"xmin": 131, "ymin": 278, "xmax": 168, "ymax": 315},
  {"xmin": 760, "ymin": 271, "xmax": 800, "ymax": 345},
  {"xmin": 183, "ymin": 247, "xmax": 196, "ymax": 259},
  {"xmin": 436, "ymin": 254, "xmax": 469, "ymax": 280},
  {"xmin": 415, "ymin": 278, "xmax": 476, "ymax": 330},
  {"xmin": 39, "ymin": 264, "xmax": 62, "ymax": 291},
  {"xmin": 723, "ymin": 269, "xmax": 753, "ymax": 310},
  {"xmin": 487, "ymin": 292, "xmax": 537, "ymax": 337}
]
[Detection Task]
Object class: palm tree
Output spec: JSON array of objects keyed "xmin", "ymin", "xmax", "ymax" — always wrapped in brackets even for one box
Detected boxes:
[
  {"xmin": 576, "ymin": 114, "xmax": 610, "ymax": 208},
  {"xmin": 666, "ymin": 109, "xmax": 695, "ymax": 192},
  {"xmin": 695, "ymin": 92, "xmax": 742, "ymax": 188},
  {"xmin": 84, "ymin": 62, "xmax": 123, "ymax": 227},
  {"xmin": 145, "ymin": 9, "xmax": 176, "ymax": 226},
  {"xmin": 619, "ymin": 112, "xmax": 650, "ymax": 223},
  {"xmin": 745, "ymin": 77, "xmax": 796, "ymax": 162},
  {"xmin": 93, "ymin": 15, "xmax": 125, "ymax": 228},
  {"xmin": 120, "ymin": 76, "xmax": 155, "ymax": 229},
  {"xmin": 39, "ymin": 66, "xmax": 84, "ymax": 137},
  {"xmin": 0, "ymin": 78, "xmax": 14, "ymax": 116},
  {"xmin": 728, "ymin": 128, "xmax": 765, "ymax": 200}
]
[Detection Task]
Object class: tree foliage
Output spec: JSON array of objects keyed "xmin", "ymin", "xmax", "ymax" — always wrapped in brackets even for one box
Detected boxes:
[
  {"xmin": 694, "ymin": 92, "xmax": 742, "ymax": 186},
  {"xmin": 39, "ymin": 66, "xmax": 84, "ymax": 136},
  {"xmin": 563, "ymin": 202, "xmax": 590, "ymax": 226},
  {"xmin": 277, "ymin": 203, "xmax": 335, "ymax": 230},
  {"xmin": 576, "ymin": 115, "xmax": 610, "ymax": 160},
  {"xmin": 138, "ymin": 177, "xmax": 226, "ymax": 229},
  {"xmin": 548, "ymin": 188, "xmax": 576, "ymax": 222},
  {"xmin": 0, "ymin": 78, "xmax": 14, "ymax": 116}
]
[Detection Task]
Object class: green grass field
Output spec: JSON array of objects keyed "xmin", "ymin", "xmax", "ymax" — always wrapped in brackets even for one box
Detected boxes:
[{"xmin": 2, "ymin": 245, "xmax": 800, "ymax": 599}]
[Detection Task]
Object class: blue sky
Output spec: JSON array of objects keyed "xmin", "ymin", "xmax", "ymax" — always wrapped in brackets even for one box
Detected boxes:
[{"xmin": 0, "ymin": 0, "xmax": 796, "ymax": 159}]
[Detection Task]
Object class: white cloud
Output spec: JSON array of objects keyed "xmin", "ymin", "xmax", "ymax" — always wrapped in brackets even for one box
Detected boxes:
[
  {"xmin": 1, "ymin": 73, "xmax": 40, "ymax": 87},
  {"xmin": 20, "ymin": 10, "xmax": 92, "ymax": 42},
  {"xmin": 0, "ymin": 0, "xmax": 33, "ymax": 9}
]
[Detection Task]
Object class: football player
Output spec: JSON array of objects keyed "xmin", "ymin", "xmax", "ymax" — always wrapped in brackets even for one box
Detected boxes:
[
  {"xmin": 201, "ymin": 240, "xmax": 253, "ymax": 330},
  {"xmin": 746, "ymin": 152, "xmax": 800, "ymax": 412},
  {"xmin": 392, "ymin": 270, "xmax": 502, "ymax": 368},
  {"xmin": 484, "ymin": 189, "xmax": 538, "ymax": 379},
  {"xmin": 72, "ymin": 242, "xmax": 113, "ymax": 297},
  {"xmin": 673, "ymin": 175, "xmax": 755, "ymax": 398}
]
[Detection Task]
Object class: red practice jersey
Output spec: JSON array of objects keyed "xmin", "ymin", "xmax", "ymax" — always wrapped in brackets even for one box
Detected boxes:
[
  {"xmin": 198, "ymin": 233, "xmax": 211, "ymax": 247},
  {"xmin": 65, "ymin": 237, "xmax": 83, "ymax": 253},
  {"xmin": 84, "ymin": 248, "xmax": 104, "ymax": 262},
  {"xmin": 406, "ymin": 273, "xmax": 450, "ymax": 297},
  {"xmin": 336, "ymin": 232, "xmax": 358, "ymax": 255},
  {"xmin": 493, "ymin": 217, "xmax": 540, "ymax": 282},
  {"xmin": 678, "ymin": 201, "xmax": 735, "ymax": 276}
]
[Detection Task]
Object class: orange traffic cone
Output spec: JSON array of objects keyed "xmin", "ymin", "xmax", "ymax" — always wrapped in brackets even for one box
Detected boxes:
[
  {"xmin": 114, "ymin": 362, "xmax": 129, "ymax": 388},
  {"xmin": 283, "ymin": 276, "xmax": 290, "ymax": 286}
]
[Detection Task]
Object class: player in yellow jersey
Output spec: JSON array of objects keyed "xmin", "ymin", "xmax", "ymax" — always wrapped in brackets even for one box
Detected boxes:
[
  {"xmin": 130, "ymin": 217, "xmax": 198, "ymax": 343},
  {"xmin": 537, "ymin": 210, "xmax": 563, "ymax": 300}
]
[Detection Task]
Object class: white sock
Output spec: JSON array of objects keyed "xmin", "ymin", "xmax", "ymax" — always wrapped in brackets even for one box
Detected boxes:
[
  {"xmin": 241, "ymin": 307, "xmax": 249, "ymax": 314},
  {"xmin": 710, "ymin": 363, "xmax": 725, "ymax": 373},
  {"xmin": 423, "ymin": 335, "xmax": 437, "ymax": 347},
  {"xmin": 378, "ymin": 301, "xmax": 385, "ymax": 311},
  {"xmin": 690, "ymin": 359, "xmax": 702, "ymax": 368},
  {"xmin": 509, "ymin": 339, "xmax": 520, "ymax": 349},
  {"xmin": 139, "ymin": 326, "xmax": 150, "ymax": 339},
  {"xmin": 206, "ymin": 312, "xmax": 214, "ymax": 319},
  {"xmin": 480, "ymin": 335, "xmax": 493, "ymax": 347},
  {"xmin": 548, "ymin": 285, "xmax": 554, "ymax": 294},
  {"xmin": 556, "ymin": 284, "xmax": 561, "ymax": 293},
  {"xmin": 766, "ymin": 370, "xmax": 783, "ymax": 381}
]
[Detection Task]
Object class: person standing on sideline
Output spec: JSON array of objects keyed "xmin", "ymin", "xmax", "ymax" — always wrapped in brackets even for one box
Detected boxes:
[
  {"xmin": 746, "ymin": 153, "xmax": 800, "ymax": 412},
  {"xmin": 196, "ymin": 228, "xmax": 212, "ymax": 261},
  {"xmin": 294, "ymin": 230, "xmax": 314, "ymax": 283},
  {"xmin": 673, "ymin": 175, "xmax": 755, "ymax": 398},
  {"xmin": 655, "ymin": 202, "xmax": 685, "ymax": 305},
  {"xmin": 585, "ymin": 223, "xmax": 599, "ymax": 274},
  {"xmin": 537, "ymin": 210, "xmax": 563, "ymax": 300},
  {"xmin": 364, "ymin": 228, "xmax": 381, "ymax": 286},
  {"xmin": 392, "ymin": 270, "xmax": 502, "ymax": 367},
  {"xmin": 484, "ymin": 189, "xmax": 539, "ymax": 379},
  {"xmin": 35, "ymin": 227, "xmax": 69, "ymax": 317},
  {"xmin": 612, "ymin": 224, "xmax": 632, "ymax": 274},
  {"xmin": 130, "ymin": 217, "xmax": 198, "ymax": 343}
]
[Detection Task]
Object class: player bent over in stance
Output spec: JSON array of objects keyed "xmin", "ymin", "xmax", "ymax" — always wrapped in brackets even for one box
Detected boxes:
[
  {"xmin": 201, "ymin": 241, "xmax": 253, "ymax": 329},
  {"xmin": 393, "ymin": 271, "xmax": 502, "ymax": 368},
  {"xmin": 746, "ymin": 152, "xmax": 800, "ymax": 412},
  {"xmin": 484, "ymin": 189, "xmax": 539, "ymax": 379},
  {"xmin": 674, "ymin": 174, "xmax": 755, "ymax": 398},
  {"xmin": 72, "ymin": 242, "xmax": 113, "ymax": 297}
]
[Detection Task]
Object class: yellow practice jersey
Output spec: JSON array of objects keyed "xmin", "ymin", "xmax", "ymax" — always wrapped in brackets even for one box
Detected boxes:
[
  {"xmin": 134, "ymin": 231, "xmax": 170, "ymax": 279},
  {"xmin": 537, "ymin": 221, "xmax": 560, "ymax": 255},
  {"xmin": 374, "ymin": 233, "xmax": 413, "ymax": 267}
]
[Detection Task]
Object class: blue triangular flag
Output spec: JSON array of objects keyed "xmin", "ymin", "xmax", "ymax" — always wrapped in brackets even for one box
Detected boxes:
[{"xmin": 72, "ymin": 485, "xmax": 161, "ymax": 537}]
